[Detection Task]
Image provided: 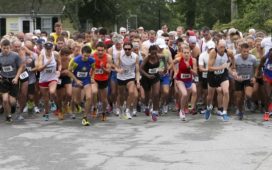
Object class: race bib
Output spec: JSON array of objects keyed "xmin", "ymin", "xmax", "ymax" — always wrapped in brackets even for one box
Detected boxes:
[
  {"xmin": 148, "ymin": 68, "xmax": 158, "ymax": 74},
  {"xmin": 202, "ymin": 72, "xmax": 208, "ymax": 78},
  {"xmin": 77, "ymin": 72, "xmax": 88, "ymax": 78},
  {"xmin": 95, "ymin": 69, "xmax": 104, "ymax": 74},
  {"xmin": 267, "ymin": 64, "xmax": 272, "ymax": 70},
  {"xmin": 45, "ymin": 68, "xmax": 53, "ymax": 73},
  {"xmin": 194, "ymin": 76, "xmax": 199, "ymax": 82},
  {"xmin": 241, "ymin": 74, "xmax": 250, "ymax": 80},
  {"xmin": 180, "ymin": 74, "xmax": 191, "ymax": 79},
  {"xmin": 57, "ymin": 79, "xmax": 62, "ymax": 85},
  {"xmin": 2, "ymin": 66, "xmax": 13, "ymax": 73},
  {"xmin": 26, "ymin": 67, "xmax": 32, "ymax": 72},
  {"xmin": 214, "ymin": 70, "xmax": 224, "ymax": 75},
  {"xmin": 19, "ymin": 71, "xmax": 29, "ymax": 79}
]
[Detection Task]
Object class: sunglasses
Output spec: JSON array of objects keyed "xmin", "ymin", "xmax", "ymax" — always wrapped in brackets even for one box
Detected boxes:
[{"xmin": 124, "ymin": 48, "xmax": 131, "ymax": 51}]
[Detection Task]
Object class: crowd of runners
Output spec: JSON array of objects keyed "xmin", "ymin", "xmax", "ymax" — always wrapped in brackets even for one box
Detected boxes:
[{"xmin": 1, "ymin": 22, "xmax": 272, "ymax": 126}]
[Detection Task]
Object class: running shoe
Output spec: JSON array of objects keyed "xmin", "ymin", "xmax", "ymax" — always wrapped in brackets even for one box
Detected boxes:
[
  {"xmin": 204, "ymin": 109, "xmax": 211, "ymax": 120},
  {"xmin": 6, "ymin": 115, "xmax": 12, "ymax": 123},
  {"xmin": 44, "ymin": 114, "xmax": 49, "ymax": 121},
  {"xmin": 238, "ymin": 112, "xmax": 244, "ymax": 120},
  {"xmin": 125, "ymin": 109, "xmax": 132, "ymax": 119},
  {"xmin": 70, "ymin": 113, "xmax": 76, "ymax": 119},
  {"xmin": 222, "ymin": 114, "xmax": 230, "ymax": 122},
  {"xmin": 82, "ymin": 117, "xmax": 90, "ymax": 126},
  {"xmin": 101, "ymin": 113, "xmax": 107, "ymax": 121},
  {"xmin": 115, "ymin": 108, "xmax": 120, "ymax": 116},
  {"xmin": 263, "ymin": 112, "xmax": 270, "ymax": 121},
  {"xmin": 163, "ymin": 105, "xmax": 168, "ymax": 115},
  {"xmin": 50, "ymin": 102, "xmax": 57, "ymax": 112},
  {"xmin": 58, "ymin": 112, "xmax": 64, "ymax": 120},
  {"xmin": 132, "ymin": 109, "xmax": 137, "ymax": 117},
  {"xmin": 23, "ymin": 106, "xmax": 28, "ymax": 113},
  {"xmin": 34, "ymin": 106, "xmax": 40, "ymax": 114},
  {"xmin": 151, "ymin": 112, "xmax": 158, "ymax": 122},
  {"xmin": 145, "ymin": 108, "xmax": 150, "ymax": 116},
  {"xmin": 16, "ymin": 115, "xmax": 24, "ymax": 121},
  {"xmin": 179, "ymin": 110, "xmax": 186, "ymax": 121},
  {"xmin": 76, "ymin": 104, "xmax": 82, "ymax": 113},
  {"xmin": 190, "ymin": 108, "xmax": 198, "ymax": 115}
]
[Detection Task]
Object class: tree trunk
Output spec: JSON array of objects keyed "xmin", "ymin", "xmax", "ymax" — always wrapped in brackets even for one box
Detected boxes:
[{"xmin": 231, "ymin": 0, "xmax": 238, "ymax": 20}]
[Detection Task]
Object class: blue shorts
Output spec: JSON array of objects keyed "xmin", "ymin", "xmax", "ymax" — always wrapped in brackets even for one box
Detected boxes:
[
  {"xmin": 72, "ymin": 78, "xmax": 90, "ymax": 88},
  {"xmin": 184, "ymin": 81, "xmax": 193, "ymax": 89},
  {"xmin": 110, "ymin": 71, "xmax": 117, "ymax": 82},
  {"xmin": 160, "ymin": 74, "xmax": 170, "ymax": 85}
]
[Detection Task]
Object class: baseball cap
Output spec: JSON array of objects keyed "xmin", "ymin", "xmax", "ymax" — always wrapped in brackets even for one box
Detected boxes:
[
  {"xmin": 120, "ymin": 27, "xmax": 127, "ymax": 33},
  {"xmin": 36, "ymin": 38, "xmax": 46, "ymax": 44},
  {"xmin": 156, "ymin": 38, "xmax": 167, "ymax": 49},
  {"xmin": 138, "ymin": 26, "xmax": 144, "ymax": 30},
  {"xmin": 206, "ymin": 41, "xmax": 215, "ymax": 49},
  {"xmin": 188, "ymin": 36, "xmax": 197, "ymax": 43},
  {"xmin": 44, "ymin": 41, "xmax": 54, "ymax": 49}
]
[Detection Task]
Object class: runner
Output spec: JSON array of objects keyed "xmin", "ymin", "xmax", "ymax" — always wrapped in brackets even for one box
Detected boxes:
[
  {"xmin": 115, "ymin": 42, "xmax": 140, "ymax": 119},
  {"xmin": 140, "ymin": 45, "xmax": 166, "ymax": 121},
  {"xmin": 93, "ymin": 42, "xmax": 112, "ymax": 121},
  {"xmin": 37, "ymin": 41, "xmax": 61, "ymax": 121},
  {"xmin": 205, "ymin": 40, "xmax": 236, "ymax": 121},
  {"xmin": 234, "ymin": 43, "xmax": 257, "ymax": 120},
  {"xmin": 0, "ymin": 39, "xmax": 24, "ymax": 123},
  {"xmin": 173, "ymin": 45, "xmax": 197, "ymax": 121},
  {"xmin": 50, "ymin": 22, "xmax": 63, "ymax": 45},
  {"xmin": 68, "ymin": 45, "xmax": 95, "ymax": 125}
]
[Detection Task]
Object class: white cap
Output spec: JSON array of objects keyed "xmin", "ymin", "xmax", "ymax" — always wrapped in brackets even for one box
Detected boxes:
[
  {"xmin": 156, "ymin": 38, "xmax": 167, "ymax": 49},
  {"xmin": 34, "ymin": 29, "xmax": 41, "ymax": 35},
  {"xmin": 206, "ymin": 41, "xmax": 215, "ymax": 49},
  {"xmin": 188, "ymin": 36, "xmax": 197, "ymax": 43},
  {"xmin": 249, "ymin": 28, "xmax": 256, "ymax": 34},
  {"xmin": 138, "ymin": 26, "xmax": 144, "ymax": 30},
  {"xmin": 119, "ymin": 27, "xmax": 127, "ymax": 33},
  {"xmin": 156, "ymin": 30, "xmax": 163, "ymax": 38},
  {"xmin": 228, "ymin": 28, "xmax": 237, "ymax": 34},
  {"xmin": 91, "ymin": 27, "xmax": 97, "ymax": 32}
]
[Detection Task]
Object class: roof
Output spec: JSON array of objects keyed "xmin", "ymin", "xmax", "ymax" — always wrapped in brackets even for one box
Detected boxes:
[{"xmin": 0, "ymin": 0, "xmax": 64, "ymax": 16}]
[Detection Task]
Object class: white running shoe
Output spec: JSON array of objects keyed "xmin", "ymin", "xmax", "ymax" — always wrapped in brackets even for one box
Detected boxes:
[
  {"xmin": 125, "ymin": 109, "xmax": 132, "ymax": 119},
  {"xmin": 179, "ymin": 110, "xmax": 186, "ymax": 121},
  {"xmin": 34, "ymin": 106, "xmax": 40, "ymax": 113},
  {"xmin": 132, "ymin": 109, "xmax": 137, "ymax": 117},
  {"xmin": 23, "ymin": 106, "xmax": 28, "ymax": 113}
]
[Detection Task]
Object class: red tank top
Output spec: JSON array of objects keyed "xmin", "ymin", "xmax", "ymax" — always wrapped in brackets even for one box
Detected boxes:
[
  {"xmin": 94, "ymin": 52, "xmax": 109, "ymax": 81},
  {"xmin": 176, "ymin": 57, "xmax": 193, "ymax": 82}
]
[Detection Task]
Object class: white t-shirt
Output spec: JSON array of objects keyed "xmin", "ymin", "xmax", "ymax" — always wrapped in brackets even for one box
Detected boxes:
[
  {"xmin": 198, "ymin": 51, "xmax": 209, "ymax": 78},
  {"xmin": 261, "ymin": 37, "xmax": 272, "ymax": 56}
]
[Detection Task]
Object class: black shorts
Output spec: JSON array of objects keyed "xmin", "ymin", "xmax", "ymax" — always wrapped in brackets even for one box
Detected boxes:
[
  {"xmin": 95, "ymin": 80, "xmax": 108, "ymax": 89},
  {"xmin": 207, "ymin": 70, "xmax": 229, "ymax": 88},
  {"xmin": 256, "ymin": 78, "xmax": 264, "ymax": 85},
  {"xmin": 140, "ymin": 77, "xmax": 160, "ymax": 91},
  {"xmin": 235, "ymin": 80, "xmax": 253, "ymax": 91},
  {"xmin": 0, "ymin": 78, "xmax": 19, "ymax": 97},
  {"xmin": 200, "ymin": 78, "xmax": 208, "ymax": 89},
  {"xmin": 57, "ymin": 76, "xmax": 72, "ymax": 89},
  {"xmin": 28, "ymin": 83, "xmax": 36, "ymax": 95},
  {"xmin": 117, "ymin": 78, "xmax": 135, "ymax": 86}
]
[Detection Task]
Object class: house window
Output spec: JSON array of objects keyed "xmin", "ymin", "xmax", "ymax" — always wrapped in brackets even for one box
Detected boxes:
[
  {"xmin": 22, "ymin": 20, "xmax": 30, "ymax": 33},
  {"xmin": 41, "ymin": 18, "xmax": 52, "ymax": 35}
]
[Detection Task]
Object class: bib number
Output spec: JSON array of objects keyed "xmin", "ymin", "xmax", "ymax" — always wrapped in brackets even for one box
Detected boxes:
[
  {"xmin": 26, "ymin": 67, "xmax": 32, "ymax": 72},
  {"xmin": 19, "ymin": 71, "xmax": 29, "ymax": 79},
  {"xmin": 214, "ymin": 70, "xmax": 224, "ymax": 75},
  {"xmin": 267, "ymin": 64, "xmax": 272, "ymax": 71},
  {"xmin": 180, "ymin": 74, "xmax": 191, "ymax": 79},
  {"xmin": 57, "ymin": 79, "xmax": 62, "ymax": 85},
  {"xmin": 202, "ymin": 72, "xmax": 208, "ymax": 78},
  {"xmin": 241, "ymin": 75, "xmax": 250, "ymax": 80},
  {"xmin": 77, "ymin": 72, "xmax": 88, "ymax": 78},
  {"xmin": 2, "ymin": 66, "xmax": 13, "ymax": 73},
  {"xmin": 95, "ymin": 69, "xmax": 104, "ymax": 74},
  {"xmin": 194, "ymin": 76, "xmax": 199, "ymax": 82},
  {"xmin": 45, "ymin": 68, "xmax": 53, "ymax": 73},
  {"xmin": 148, "ymin": 68, "xmax": 158, "ymax": 74}
]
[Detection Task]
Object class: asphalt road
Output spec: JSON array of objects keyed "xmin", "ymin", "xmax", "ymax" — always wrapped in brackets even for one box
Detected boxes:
[{"xmin": 0, "ymin": 111, "xmax": 272, "ymax": 170}]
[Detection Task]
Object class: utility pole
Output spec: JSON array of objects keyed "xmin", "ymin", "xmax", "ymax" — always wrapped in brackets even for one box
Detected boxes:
[{"xmin": 231, "ymin": 0, "xmax": 238, "ymax": 20}]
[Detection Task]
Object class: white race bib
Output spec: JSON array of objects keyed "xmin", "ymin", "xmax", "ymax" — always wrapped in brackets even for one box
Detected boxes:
[
  {"xmin": 26, "ymin": 67, "xmax": 32, "ymax": 72},
  {"xmin": 194, "ymin": 76, "xmax": 199, "ymax": 82},
  {"xmin": 2, "ymin": 66, "xmax": 13, "ymax": 73},
  {"xmin": 77, "ymin": 72, "xmax": 88, "ymax": 78},
  {"xmin": 45, "ymin": 68, "xmax": 53, "ymax": 73},
  {"xmin": 148, "ymin": 68, "xmax": 158, "ymax": 74},
  {"xmin": 19, "ymin": 71, "xmax": 29, "ymax": 79},
  {"xmin": 57, "ymin": 79, "xmax": 62, "ymax": 85},
  {"xmin": 267, "ymin": 64, "xmax": 272, "ymax": 70},
  {"xmin": 180, "ymin": 74, "xmax": 191, "ymax": 79},
  {"xmin": 241, "ymin": 74, "xmax": 250, "ymax": 80},
  {"xmin": 214, "ymin": 70, "xmax": 224, "ymax": 75},
  {"xmin": 202, "ymin": 72, "xmax": 208, "ymax": 78},
  {"xmin": 95, "ymin": 69, "xmax": 104, "ymax": 74}
]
